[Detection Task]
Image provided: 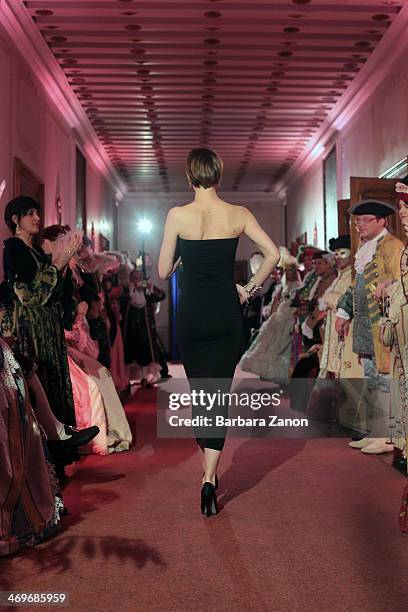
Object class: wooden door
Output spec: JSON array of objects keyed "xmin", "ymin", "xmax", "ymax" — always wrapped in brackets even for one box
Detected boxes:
[
  {"xmin": 13, "ymin": 157, "xmax": 44, "ymax": 206},
  {"xmin": 337, "ymin": 199, "xmax": 350, "ymax": 235},
  {"xmin": 13, "ymin": 158, "xmax": 44, "ymax": 237},
  {"xmin": 76, "ymin": 147, "xmax": 87, "ymax": 234},
  {"xmin": 349, "ymin": 177, "xmax": 404, "ymax": 275}
]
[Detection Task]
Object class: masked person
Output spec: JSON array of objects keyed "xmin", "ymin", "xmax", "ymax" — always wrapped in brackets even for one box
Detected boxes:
[
  {"xmin": 306, "ymin": 236, "xmax": 363, "ymax": 426},
  {"xmin": 318, "ymin": 236, "xmax": 361, "ymax": 378}
]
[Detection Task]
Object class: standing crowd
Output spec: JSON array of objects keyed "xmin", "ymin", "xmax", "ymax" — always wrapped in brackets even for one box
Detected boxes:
[
  {"xmin": 3, "ymin": 177, "xmax": 408, "ymax": 555},
  {"xmin": 0, "ymin": 194, "xmax": 168, "ymax": 557},
  {"xmin": 240, "ymin": 180, "xmax": 408, "ymax": 485}
]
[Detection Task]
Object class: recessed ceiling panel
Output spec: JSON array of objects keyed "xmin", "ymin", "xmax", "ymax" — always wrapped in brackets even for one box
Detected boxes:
[{"xmin": 25, "ymin": 0, "xmax": 401, "ymax": 192}]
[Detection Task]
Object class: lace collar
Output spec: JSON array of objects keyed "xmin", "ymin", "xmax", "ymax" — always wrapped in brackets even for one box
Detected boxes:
[{"xmin": 354, "ymin": 229, "xmax": 388, "ymax": 274}]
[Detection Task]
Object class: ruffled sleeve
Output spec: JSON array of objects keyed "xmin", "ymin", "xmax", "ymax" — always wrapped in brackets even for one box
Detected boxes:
[{"xmin": 336, "ymin": 286, "xmax": 354, "ymax": 319}]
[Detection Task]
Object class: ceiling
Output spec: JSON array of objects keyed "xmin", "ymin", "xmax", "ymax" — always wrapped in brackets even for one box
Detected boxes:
[{"xmin": 24, "ymin": 0, "xmax": 402, "ymax": 193}]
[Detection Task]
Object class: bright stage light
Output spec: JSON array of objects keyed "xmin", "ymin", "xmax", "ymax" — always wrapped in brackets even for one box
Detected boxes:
[{"xmin": 138, "ymin": 218, "xmax": 152, "ymax": 234}]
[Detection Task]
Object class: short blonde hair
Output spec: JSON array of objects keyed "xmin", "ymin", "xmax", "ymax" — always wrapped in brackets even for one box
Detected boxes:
[{"xmin": 186, "ymin": 148, "xmax": 223, "ymax": 189}]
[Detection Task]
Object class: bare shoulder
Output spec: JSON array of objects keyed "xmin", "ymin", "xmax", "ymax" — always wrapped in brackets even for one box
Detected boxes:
[
  {"xmin": 220, "ymin": 202, "xmax": 250, "ymax": 235},
  {"xmin": 170, "ymin": 202, "xmax": 196, "ymax": 215},
  {"xmin": 166, "ymin": 205, "xmax": 189, "ymax": 221},
  {"xmin": 234, "ymin": 205, "xmax": 256, "ymax": 224},
  {"xmin": 165, "ymin": 204, "xmax": 194, "ymax": 234},
  {"xmin": 167, "ymin": 205, "xmax": 182, "ymax": 216},
  {"xmin": 236, "ymin": 205, "xmax": 252, "ymax": 215}
]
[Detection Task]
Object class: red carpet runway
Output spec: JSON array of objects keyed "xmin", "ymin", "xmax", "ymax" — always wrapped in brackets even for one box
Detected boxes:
[{"xmin": 1, "ymin": 382, "xmax": 408, "ymax": 612}]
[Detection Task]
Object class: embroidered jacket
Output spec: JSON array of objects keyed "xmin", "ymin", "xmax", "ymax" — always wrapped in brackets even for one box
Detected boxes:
[{"xmin": 337, "ymin": 233, "xmax": 403, "ymax": 373}]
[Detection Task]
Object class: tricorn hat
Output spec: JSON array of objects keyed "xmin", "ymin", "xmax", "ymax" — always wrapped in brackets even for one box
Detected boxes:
[
  {"xmin": 328, "ymin": 235, "xmax": 351, "ymax": 252},
  {"xmin": 348, "ymin": 199, "xmax": 396, "ymax": 216},
  {"xmin": 296, "ymin": 244, "xmax": 322, "ymax": 263}
]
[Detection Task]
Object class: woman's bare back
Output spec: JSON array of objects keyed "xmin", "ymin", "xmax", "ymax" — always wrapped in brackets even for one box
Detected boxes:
[
  {"xmin": 176, "ymin": 198, "xmax": 245, "ymax": 240},
  {"xmin": 158, "ymin": 191, "xmax": 278, "ymax": 282}
]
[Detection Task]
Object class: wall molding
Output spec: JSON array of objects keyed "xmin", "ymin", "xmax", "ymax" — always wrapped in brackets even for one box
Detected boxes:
[
  {"xmin": 273, "ymin": 1, "xmax": 408, "ymax": 199},
  {"xmin": 0, "ymin": 0, "xmax": 127, "ymax": 200}
]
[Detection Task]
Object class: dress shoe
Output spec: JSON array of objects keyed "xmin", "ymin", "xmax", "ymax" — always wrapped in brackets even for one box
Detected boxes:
[
  {"xmin": 48, "ymin": 425, "xmax": 99, "ymax": 451},
  {"xmin": 361, "ymin": 439, "xmax": 394, "ymax": 454},
  {"xmin": 348, "ymin": 437, "xmax": 373, "ymax": 449}
]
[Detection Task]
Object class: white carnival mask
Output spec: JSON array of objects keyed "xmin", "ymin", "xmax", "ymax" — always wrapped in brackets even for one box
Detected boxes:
[{"xmin": 335, "ymin": 248, "xmax": 351, "ymax": 260}]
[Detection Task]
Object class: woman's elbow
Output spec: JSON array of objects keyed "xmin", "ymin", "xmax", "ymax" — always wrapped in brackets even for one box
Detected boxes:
[
  {"xmin": 158, "ymin": 265, "xmax": 171, "ymax": 281},
  {"xmin": 266, "ymin": 245, "xmax": 280, "ymax": 264}
]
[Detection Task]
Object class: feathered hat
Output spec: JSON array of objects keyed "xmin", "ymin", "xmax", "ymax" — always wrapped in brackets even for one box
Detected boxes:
[{"xmin": 278, "ymin": 246, "xmax": 298, "ymax": 269}]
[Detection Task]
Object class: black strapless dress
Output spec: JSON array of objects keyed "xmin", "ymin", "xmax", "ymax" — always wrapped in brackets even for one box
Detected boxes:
[{"xmin": 176, "ymin": 237, "xmax": 244, "ymax": 451}]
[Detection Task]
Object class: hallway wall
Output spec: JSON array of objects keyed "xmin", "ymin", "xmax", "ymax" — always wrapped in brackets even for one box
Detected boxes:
[
  {"xmin": 0, "ymin": 24, "xmax": 117, "ymax": 268},
  {"xmin": 285, "ymin": 42, "xmax": 408, "ymax": 248}
]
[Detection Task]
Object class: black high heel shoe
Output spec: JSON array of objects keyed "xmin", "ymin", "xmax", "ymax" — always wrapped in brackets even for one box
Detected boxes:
[
  {"xmin": 201, "ymin": 482, "xmax": 218, "ymax": 517},
  {"xmin": 202, "ymin": 473, "xmax": 218, "ymax": 490}
]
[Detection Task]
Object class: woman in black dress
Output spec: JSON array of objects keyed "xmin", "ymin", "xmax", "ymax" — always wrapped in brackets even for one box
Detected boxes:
[
  {"xmin": 1, "ymin": 200, "xmax": 82, "ymax": 426},
  {"xmin": 158, "ymin": 148, "xmax": 279, "ymax": 516},
  {"xmin": 0, "ymin": 199, "xmax": 98, "ymax": 478}
]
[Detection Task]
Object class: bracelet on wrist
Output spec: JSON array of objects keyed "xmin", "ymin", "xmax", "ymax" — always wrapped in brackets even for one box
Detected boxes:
[{"xmin": 244, "ymin": 279, "xmax": 263, "ymax": 300}]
